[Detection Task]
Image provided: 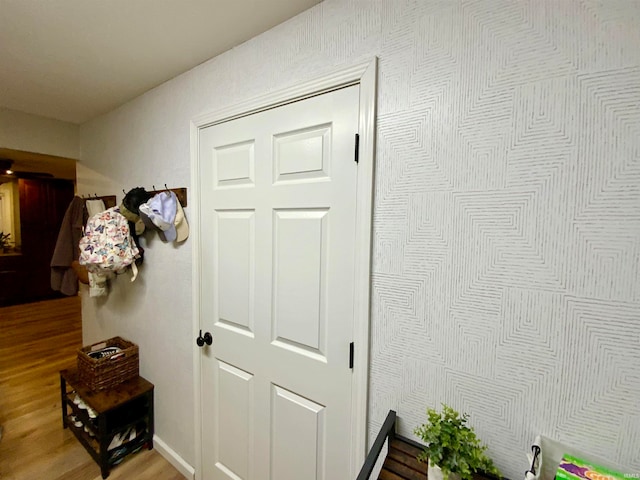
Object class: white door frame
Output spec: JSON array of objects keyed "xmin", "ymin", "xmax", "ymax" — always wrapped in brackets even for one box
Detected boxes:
[{"xmin": 190, "ymin": 58, "xmax": 377, "ymax": 480}]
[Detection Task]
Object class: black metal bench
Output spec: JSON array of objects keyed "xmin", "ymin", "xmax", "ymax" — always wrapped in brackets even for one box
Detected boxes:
[{"xmin": 356, "ymin": 410, "xmax": 427, "ymax": 480}]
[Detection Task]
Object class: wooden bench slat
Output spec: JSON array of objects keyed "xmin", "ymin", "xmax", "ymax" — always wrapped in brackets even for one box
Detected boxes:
[
  {"xmin": 379, "ymin": 469, "xmax": 408, "ymax": 480},
  {"xmin": 389, "ymin": 437, "xmax": 424, "ymax": 457},
  {"xmin": 380, "ymin": 457, "xmax": 427, "ymax": 479},
  {"xmin": 388, "ymin": 437, "xmax": 427, "ymax": 473},
  {"xmin": 377, "ymin": 435, "xmax": 428, "ymax": 480},
  {"xmin": 387, "ymin": 449, "xmax": 428, "ymax": 474}
]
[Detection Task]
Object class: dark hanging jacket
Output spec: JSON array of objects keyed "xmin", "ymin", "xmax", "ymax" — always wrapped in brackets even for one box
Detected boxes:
[{"xmin": 51, "ymin": 196, "xmax": 85, "ymax": 295}]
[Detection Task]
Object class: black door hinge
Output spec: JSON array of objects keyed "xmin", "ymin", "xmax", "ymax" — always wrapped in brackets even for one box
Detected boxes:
[
  {"xmin": 349, "ymin": 342, "xmax": 354, "ymax": 369},
  {"xmin": 354, "ymin": 134, "xmax": 360, "ymax": 164}
]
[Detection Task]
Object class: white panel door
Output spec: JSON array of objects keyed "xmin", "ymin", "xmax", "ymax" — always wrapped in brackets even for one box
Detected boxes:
[{"xmin": 199, "ymin": 85, "xmax": 360, "ymax": 480}]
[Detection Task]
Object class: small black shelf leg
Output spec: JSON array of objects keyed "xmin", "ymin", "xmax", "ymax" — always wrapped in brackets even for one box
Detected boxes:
[
  {"xmin": 99, "ymin": 412, "xmax": 109, "ymax": 478},
  {"xmin": 148, "ymin": 390, "xmax": 154, "ymax": 450},
  {"xmin": 60, "ymin": 375, "xmax": 67, "ymax": 429}
]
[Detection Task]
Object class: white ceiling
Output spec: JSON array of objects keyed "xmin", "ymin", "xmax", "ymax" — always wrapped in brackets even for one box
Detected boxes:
[{"xmin": 0, "ymin": 0, "xmax": 321, "ymax": 125}]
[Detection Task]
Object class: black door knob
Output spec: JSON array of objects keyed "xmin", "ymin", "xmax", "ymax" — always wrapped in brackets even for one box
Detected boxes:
[{"xmin": 196, "ymin": 330, "xmax": 213, "ymax": 347}]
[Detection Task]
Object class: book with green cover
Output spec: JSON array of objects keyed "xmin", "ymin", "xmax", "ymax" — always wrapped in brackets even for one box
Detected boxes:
[{"xmin": 556, "ymin": 454, "xmax": 626, "ymax": 480}]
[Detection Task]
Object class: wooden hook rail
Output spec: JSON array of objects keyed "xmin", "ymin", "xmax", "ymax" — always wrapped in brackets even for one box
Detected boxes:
[
  {"xmin": 149, "ymin": 186, "xmax": 188, "ymax": 208},
  {"xmin": 121, "ymin": 186, "xmax": 188, "ymax": 208},
  {"xmin": 81, "ymin": 194, "xmax": 117, "ymax": 208}
]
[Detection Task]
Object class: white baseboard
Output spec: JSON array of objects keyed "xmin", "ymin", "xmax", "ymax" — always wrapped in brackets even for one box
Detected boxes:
[{"xmin": 153, "ymin": 434, "xmax": 195, "ymax": 479}]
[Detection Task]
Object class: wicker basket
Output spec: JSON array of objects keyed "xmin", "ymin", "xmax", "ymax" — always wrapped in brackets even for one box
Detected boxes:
[{"xmin": 77, "ymin": 336, "xmax": 139, "ymax": 391}]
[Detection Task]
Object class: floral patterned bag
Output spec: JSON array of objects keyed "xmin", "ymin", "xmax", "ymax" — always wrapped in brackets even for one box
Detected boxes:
[{"xmin": 79, "ymin": 206, "xmax": 139, "ymax": 279}]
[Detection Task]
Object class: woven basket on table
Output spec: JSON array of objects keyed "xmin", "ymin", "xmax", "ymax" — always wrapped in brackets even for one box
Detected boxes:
[{"xmin": 77, "ymin": 336, "xmax": 139, "ymax": 391}]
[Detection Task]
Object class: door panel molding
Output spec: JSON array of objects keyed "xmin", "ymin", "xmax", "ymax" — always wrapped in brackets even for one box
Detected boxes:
[{"xmin": 191, "ymin": 57, "xmax": 377, "ymax": 480}]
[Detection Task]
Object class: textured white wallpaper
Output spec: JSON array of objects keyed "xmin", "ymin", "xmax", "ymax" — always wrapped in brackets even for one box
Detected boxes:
[
  {"xmin": 79, "ymin": 0, "xmax": 640, "ymax": 476},
  {"xmin": 369, "ymin": 1, "xmax": 640, "ymax": 478}
]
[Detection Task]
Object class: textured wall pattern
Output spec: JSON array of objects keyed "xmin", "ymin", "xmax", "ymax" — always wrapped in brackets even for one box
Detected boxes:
[
  {"xmin": 79, "ymin": 0, "xmax": 640, "ymax": 475},
  {"xmin": 368, "ymin": 1, "xmax": 640, "ymax": 478}
]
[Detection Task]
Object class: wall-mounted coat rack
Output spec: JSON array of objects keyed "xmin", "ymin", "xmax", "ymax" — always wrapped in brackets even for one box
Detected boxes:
[
  {"xmin": 149, "ymin": 186, "xmax": 187, "ymax": 207},
  {"xmin": 81, "ymin": 194, "xmax": 117, "ymax": 209},
  {"xmin": 122, "ymin": 185, "xmax": 188, "ymax": 208}
]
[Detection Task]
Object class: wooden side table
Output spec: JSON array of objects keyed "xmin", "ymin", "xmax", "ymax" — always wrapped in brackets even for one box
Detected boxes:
[{"xmin": 60, "ymin": 368, "xmax": 154, "ymax": 479}]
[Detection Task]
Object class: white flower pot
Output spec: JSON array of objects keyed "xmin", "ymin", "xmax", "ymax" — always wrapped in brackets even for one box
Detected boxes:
[
  {"xmin": 428, "ymin": 461, "xmax": 445, "ymax": 480},
  {"xmin": 428, "ymin": 461, "xmax": 461, "ymax": 480}
]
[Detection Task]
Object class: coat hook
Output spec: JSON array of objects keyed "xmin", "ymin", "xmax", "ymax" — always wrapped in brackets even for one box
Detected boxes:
[
  {"xmin": 94, "ymin": 193, "xmax": 98, "ymax": 198},
  {"xmin": 152, "ymin": 185, "xmax": 156, "ymax": 191},
  {"xmin": 165, "ymin": 183, "xmax": 169, "ymax": 191},
  {"xmin": 123, "ymin": 189, "xmax": 126, "ymax": 195}
]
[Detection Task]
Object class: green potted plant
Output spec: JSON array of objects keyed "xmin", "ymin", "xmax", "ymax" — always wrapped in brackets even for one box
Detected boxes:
[
  {"xmin": 0, "ymin": 232, "xmax": 11, "ymax": 252},
  {"xmin": 414, "ymin": 404, "xmax": 501, "ymax": 480}
]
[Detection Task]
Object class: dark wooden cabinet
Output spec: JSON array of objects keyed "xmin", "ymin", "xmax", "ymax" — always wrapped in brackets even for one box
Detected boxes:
[
  {"xmin": 0, "ymin": 253, "xmax": 30, "ymax": 305},
  {"xmin": 0, "ymin": 178, "xmax": 74, "ymax": 306},
  {"xmin": 60, "ymin": 368, "xmax": 154, "ymax": 479}
]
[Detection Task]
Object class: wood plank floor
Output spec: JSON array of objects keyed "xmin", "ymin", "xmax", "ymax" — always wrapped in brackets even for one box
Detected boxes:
[{"xmin": 0, "ymin": 296, "xmax": 186, "ymax": 480}]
